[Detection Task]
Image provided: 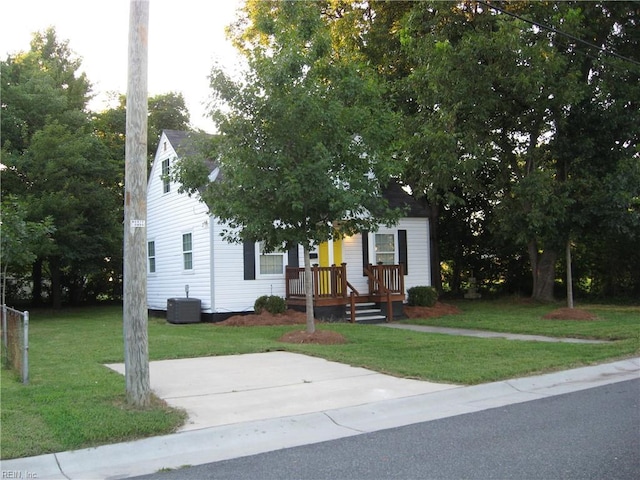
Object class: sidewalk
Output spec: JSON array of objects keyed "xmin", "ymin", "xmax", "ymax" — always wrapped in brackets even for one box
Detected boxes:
[
  {"xmin": 380, "ymin": 323, "xmax": 611, "ymax": 343},
  {"xmin": 2, "ymin": 356, "xmax": 638, "ymax": 480}
]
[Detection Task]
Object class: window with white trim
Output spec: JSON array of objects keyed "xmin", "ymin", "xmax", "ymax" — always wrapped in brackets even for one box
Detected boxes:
[
  {"xmin": 161, "ymin": 158, "xmax": 170, "ymax": 193},
  {"xmin": 258, "ymin": 241, "xmax": 285, "ymax": 275},
  {"xmin": 148, "ymin": 241, "xmax": 156, "ymax": 273},
  {"xmin": 182, "ymin": 233, "xmax": 193, "ymax": 270},
  {"xmin": 374, "ymin": 233, "xmax": 395, "ymax": 265}
]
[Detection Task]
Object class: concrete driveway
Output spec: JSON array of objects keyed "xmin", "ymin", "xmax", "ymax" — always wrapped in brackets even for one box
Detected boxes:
[{"xmin": 105, "ymin": 351, "xmax": 459, "ymax": 431}]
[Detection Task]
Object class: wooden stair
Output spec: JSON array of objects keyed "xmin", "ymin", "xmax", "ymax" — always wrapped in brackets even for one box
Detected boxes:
[{"xmin": 348, "ymin": 302, "xmax": 387, "ymax": 324}]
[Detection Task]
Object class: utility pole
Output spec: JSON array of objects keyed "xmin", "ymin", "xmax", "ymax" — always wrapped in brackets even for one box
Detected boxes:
[{"xmin": 124, "ymin": 0, "xmax": 151, "ymax": 407}]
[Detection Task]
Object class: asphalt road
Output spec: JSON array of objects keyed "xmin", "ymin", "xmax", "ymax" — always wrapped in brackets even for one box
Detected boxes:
[{"xmin": 133, "ymin": 379, "xmax": 639, "ymax": 480}]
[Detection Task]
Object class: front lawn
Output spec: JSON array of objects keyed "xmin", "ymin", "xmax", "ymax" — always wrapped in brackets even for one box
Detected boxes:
[
  {"xmin": 402, "ymin": 299, "xmax": 640, "ymax": 341},
  {"xmin": 1, "ymin": 301, "xmax": 637, "ymax": 459}
]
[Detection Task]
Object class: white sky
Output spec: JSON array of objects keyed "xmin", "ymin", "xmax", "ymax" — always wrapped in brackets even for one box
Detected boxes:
[{"xmin": 0, "ymin": 0, "xmax": 245, "ymax": 133}]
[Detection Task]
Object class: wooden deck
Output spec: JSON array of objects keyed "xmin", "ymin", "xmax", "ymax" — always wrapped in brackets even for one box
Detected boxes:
[{"xmin": 285, "ymin": 263, "xmax": 405, "ymax": 321}]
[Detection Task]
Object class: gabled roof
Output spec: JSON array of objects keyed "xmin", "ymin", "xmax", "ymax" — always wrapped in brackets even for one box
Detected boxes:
[
  {"xmin": 163, "ymin": 129, "xmax": 212, "ymax": 158},
  {"xmin": 162, "ymin": 130, "xmax": 430, "ymax": 218},
  {"xmin": 383, "ymin": 180, "xmax": 431, "ymax": 218}
]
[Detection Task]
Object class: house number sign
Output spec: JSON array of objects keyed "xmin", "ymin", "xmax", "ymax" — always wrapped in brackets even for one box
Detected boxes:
[{"xmin": 130, "ymin": 219, "xmax": 146, "ymax": 228}]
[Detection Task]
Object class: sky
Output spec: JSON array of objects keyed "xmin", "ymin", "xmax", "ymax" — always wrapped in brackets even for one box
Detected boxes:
[{"xmin": 0, "ymin": 0, "xmax": 245, "ymax": 133}]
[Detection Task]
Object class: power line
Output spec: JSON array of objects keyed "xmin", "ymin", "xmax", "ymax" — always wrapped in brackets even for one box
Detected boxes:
[{"xmin": 476, "ymin": 0, "xmax": 640, "ymax": 67}]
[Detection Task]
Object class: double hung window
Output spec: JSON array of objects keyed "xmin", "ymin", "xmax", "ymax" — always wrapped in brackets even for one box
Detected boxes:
[
  {"xmin": 374, "ymin": 233, "xmax": 395, "ymax": 265},
  {"xmin": 161, "ymin": 158, "xmax": 170, "ymax": 193},
  {"xmin": 182, "ymin": 233, "xmax": 193, "ymax": 270},
  {"xmin": 258, "ymin": 242, "xmax": 285, "ymax": 275},
  {"xmin": 148, "ymin": 241, "xmax": 156, "ymax": 273}
]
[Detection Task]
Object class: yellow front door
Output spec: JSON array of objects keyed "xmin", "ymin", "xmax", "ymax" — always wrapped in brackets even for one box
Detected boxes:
[
  {"xmin": 317, "ymin": 239, "xmax": 343, "ymax": 294},
  {"xmin": 318, "ymin": 239, "xmax": 343, "ymax": 266}
]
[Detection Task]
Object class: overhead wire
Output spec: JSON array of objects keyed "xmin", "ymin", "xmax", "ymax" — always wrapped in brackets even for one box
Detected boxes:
[{"xmin": 476, "ymin": 0, "xmax": 640, "ymax": 67}]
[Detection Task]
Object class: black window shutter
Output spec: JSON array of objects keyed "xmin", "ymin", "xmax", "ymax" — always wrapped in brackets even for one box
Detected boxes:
[
  {"xmin": 288, "ymin": 246, "xmax": 299, "ymax": 267},
  {"xmin": 362, "ymin": 231, "xmax": 369, "ymax": 276},
  {"xmin": 398, "ymin": 229, "xmax": 408, "ymax": 275},
  {"xmin": 243, "ymin": 241, "xmax": 255, "ymax": 280}
]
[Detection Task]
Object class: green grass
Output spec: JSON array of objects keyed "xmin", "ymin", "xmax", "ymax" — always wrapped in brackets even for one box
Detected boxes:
[
  {"xmin": 401, "ymin": 299, "xmax": 640, "ymax": 341},
  {"xmin": 1, "ymin": 301, "xmax": 638, "ymax": 460}
]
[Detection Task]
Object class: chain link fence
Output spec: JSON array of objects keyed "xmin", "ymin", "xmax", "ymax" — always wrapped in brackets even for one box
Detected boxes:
[{"xmin": 1, "ymin": 305, "xmax": 29, "ymax": 384}]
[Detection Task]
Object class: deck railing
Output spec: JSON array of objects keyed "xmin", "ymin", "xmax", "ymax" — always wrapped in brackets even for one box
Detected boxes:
[
  {"xmin": 364, "ymin": 263, "xmax": 405, "ymax": 296},
  {"xmin": 286, "ymin": 263, "xmax": 348, "ymax": 300},
  {"xmin": 286, "ymin": 263, "xmax": 404, "ymax": 301}
]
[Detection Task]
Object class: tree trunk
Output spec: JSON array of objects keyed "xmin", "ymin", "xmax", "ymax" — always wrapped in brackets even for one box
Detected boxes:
[
  {"xmin": 50, "ymin": 257, "xmax": 63, "ymax": 309},
  {"xmin": 429, "ymin": 204, "xmax": 442, "ymax": 292},
  {"xmin": 303, "ymin": 247, "xmax": 315, "ymax": 334},
  {"xmin": 566, "ymin": 240, "xmax": 574, "ymax": 309},
  {"xmin": 1, "ymin": 264, "xmax": 8, "ymax": 306},
  {"xmin": 451, "ymin": 260, "xmax": 462, "ymax": 295},
  {"xmin": 32, "ymin": 259, "xmax": 43, "ymax": 306},
  {"xmin": 528, "ymin": 241, "xmax": 557, "ymax": 302}
]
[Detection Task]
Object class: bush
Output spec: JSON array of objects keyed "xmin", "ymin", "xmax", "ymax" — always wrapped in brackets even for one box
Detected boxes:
[
  {"xmin": 407, "ymin": 286, "xmax": 438, "ymax": 307},
  {"xmin": 254, "ymin": 295, "xmax": 287, "ymax": 315}
]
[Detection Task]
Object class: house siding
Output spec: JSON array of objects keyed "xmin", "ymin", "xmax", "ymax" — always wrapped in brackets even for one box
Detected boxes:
[
  {"xmin": 342, "ymin": 233, "xmax": 369, "ymax": 294},
  {"xmin": 147, "ymin": 132, "xmax": 213, "ymax": 313},
  {"xmin": 210, "ymin": 221, "xmax": 304, "ymax": 314},
  {"xmin": 398, "ymin": 217, "xmax": 432, "ymax": 292},
  {"xmin": 341, "ymin": 218, "xmax": 431, "ymax": 301}
]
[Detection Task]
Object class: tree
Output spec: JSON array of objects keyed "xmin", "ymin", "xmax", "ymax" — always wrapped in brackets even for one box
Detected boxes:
[
  {"xmin": 399, "ymin": 1, "xmax": 639, "ymax": 301},
  {"xmin": 1, "ymin": 28, "xmax": 121, "ymax": 307},
  {"xmin": 177, "ymin": 0, "xmax": 402, "ymax": 332},
  {"xmin": 148, "ymin": 92, "xmax": 191, "ymax": 154},
  {"xmin": 93, "ymin": 91, "xmax": 191, "ymax": 172},
  {"xmin": 0, "ymin": 196, "xmax": 54, "ymax": 305}
]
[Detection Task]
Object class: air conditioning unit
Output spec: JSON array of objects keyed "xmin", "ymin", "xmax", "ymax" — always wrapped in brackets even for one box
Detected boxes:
[{"xmin": 167, "ymin": 298, "xmax": 201, "ymax": 324}]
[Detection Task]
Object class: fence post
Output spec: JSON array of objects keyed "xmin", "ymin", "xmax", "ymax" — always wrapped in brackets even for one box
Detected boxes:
[{"xmin": 22, "ymin": 311, "xmax": 29, "ymax": 384}]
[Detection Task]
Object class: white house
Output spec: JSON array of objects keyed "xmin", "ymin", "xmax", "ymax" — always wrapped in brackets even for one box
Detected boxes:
[{"xmin": 147, "ymin": 130, "xmax": 432, "ymax": 322}]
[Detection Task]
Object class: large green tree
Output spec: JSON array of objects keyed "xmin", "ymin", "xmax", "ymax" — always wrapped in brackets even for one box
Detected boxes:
[
  {"xmin": 1, "ymin": 28, "xmax": 121, "ymax": 307},
  {"xmin": 177, "ymin": 0, "xmax": 402, "ymax": 332},
  {"xmin": 93, "ymin": 91, "xmax": 191, "ymax": 172},
  {"xmin": 399, "ymin": 1, "xmax": 639, "ymax": 301}
]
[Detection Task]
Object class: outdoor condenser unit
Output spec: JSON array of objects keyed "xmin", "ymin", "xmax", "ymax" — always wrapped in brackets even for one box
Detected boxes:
[{"xmin": 167, "ymin": 298, "xmax": 201, "ymax": 324}]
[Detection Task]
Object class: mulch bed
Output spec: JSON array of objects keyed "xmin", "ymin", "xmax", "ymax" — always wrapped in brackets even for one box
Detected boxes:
[
  {"xmin": 542, "ymin": 307, "xmax": 598, "ymax": 321},
  {"xmin": 214, "ymin": 309, "xmax": 346, "ymax": 344},
  {"xmin": 403, "ymin": 302, "xmax": 462, "ymax": 318},
  {"xmin": 214, "ymin": 303, "xmax": 463, "ymax": 345},
  {"xmin": 215, "ymin": 309, "xmax": 308, "ymax": 326}
]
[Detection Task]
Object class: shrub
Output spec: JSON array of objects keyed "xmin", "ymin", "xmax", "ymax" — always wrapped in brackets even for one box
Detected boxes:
[
  {"xmin": 407, "ymin": 286, "xmax": 438, "ymax": 307},
  {"xmin": 254, "ymin": 295, "xmax": 287, "ymax": 315}
]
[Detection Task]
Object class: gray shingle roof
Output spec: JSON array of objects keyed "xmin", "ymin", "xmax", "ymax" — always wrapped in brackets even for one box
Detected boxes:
[{"xmin": 163, "ymin": 130, "xmax": 430, "ymax": 217}]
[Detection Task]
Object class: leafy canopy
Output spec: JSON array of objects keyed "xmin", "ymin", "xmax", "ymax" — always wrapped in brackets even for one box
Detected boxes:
[{"xmin": 179, "ymin": 0, "xmax": 402, "ymax": 252}]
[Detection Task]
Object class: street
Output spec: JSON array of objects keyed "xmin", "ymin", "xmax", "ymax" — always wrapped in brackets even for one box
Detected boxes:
[{"xmin": 133, "ymin": 378, "xmax": 639, "ymax": 480}]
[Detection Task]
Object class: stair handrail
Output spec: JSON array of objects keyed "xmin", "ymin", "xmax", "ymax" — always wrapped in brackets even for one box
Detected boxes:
[
  {"xmin": 344, "ymin": 279, "xmax": 360, "ymax": 323},
  {"xmin": 363, "ymin": 264, "xmax": 394, "ymax": 322}
]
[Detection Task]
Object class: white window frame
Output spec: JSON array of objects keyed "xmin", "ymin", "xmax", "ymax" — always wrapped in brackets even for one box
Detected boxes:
[
  {"xmin": 161, "ymin": 158, "xmax": 170, "ymax": 194},
  {"xmin": 182, "ymin": 232, "xmax": 193, "ymax": 271},
  {"xmin": 147, "ymin": 240, "xmax": 156, "ymax": 273},
  {"xmin": 372, "ymin": 231, "xmax": 397, "ymax": 265},
  {"xmin": 256, "ymin": 241, "xmax": 285, "ymax": 277}
]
